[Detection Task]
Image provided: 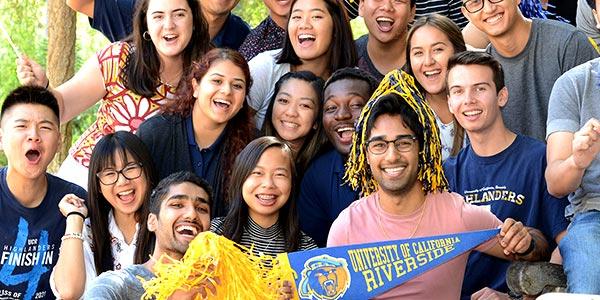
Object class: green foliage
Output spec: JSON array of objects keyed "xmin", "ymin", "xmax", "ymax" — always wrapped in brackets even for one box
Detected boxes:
[
  {"xmin": 0, "ymin": 0, "xmax": 47, "ymax": 100},
  {"xmin": 234, "ymin": 0, "xmax": 269, "ymax": 28}
]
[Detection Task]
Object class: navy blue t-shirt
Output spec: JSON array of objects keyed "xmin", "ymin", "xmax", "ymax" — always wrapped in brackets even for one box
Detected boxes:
[
  {"xmin": 298, "ymin": 149, "xmax": 359, "ymax": 247},
  {"xmin": 212, "ymin": 13, "xmax": 250, "ymax": 50},
  {"xmin": 185, "ymin": 116, "xmax": 225, "ymax": 181},
  {"xmin": 91, "ymin": 0, "xmax": 135, "ymax": 42},
  {"xmin": 443, "ymin": 135, "xmax": 569, "ymax": 299},
  {"xmin": 0, "ymin": 168, "xmax": 87, "ymax": 300}
]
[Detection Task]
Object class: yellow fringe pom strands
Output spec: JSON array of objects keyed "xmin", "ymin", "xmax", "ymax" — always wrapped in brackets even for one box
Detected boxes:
[
  {"xmin": 344, "ymin": 69, "xmax": 448, "ymax": 196},
  {"xmin": 140, "ymin": 231, "xmax": 297, "ymax": 300}
]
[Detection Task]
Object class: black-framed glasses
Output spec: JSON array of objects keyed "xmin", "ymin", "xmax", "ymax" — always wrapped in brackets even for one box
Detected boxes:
[
  {"xmin": 366, "ymin": 135, "xmax": 417, "ymax": 155},
  {"xmin": 96, "ymin": 162, "xmax": 144, "ymax": 185},
  {"xmin": 462, "ymin": 0, "xmax": 504, "ymax": 13}
]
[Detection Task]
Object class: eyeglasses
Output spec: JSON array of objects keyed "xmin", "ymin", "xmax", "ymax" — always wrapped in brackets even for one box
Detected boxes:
[
  {"xmin": 462, "ymin": 0, "xmax": 504, "ymax": 13},
  {"xmin": 96, "ymin": 162, "xmax": 143, "ymax": 185},
  {"xmin": 366, "ymin": 135, "xmax": 417, "ymax": 155}
]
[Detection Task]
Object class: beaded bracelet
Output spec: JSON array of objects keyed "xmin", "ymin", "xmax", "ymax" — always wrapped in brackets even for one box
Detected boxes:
[{"xmin": 61, "ymin": 232, "xmax": 84, "ymax": 242}]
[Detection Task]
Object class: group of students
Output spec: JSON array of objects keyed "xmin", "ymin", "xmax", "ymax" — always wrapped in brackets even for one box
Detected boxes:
[{"xmin": 3, "ymin": 0, "xmax": 600, "ymax": 299}]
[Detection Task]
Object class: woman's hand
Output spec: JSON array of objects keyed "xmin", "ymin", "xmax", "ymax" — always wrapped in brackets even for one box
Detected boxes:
[
  {"xmin": 16, "ymin": 56, "xmax": 48, "ymax": 87},
  {"xmin": 58, "ymin": 193, "xmax": 88, "ymax": 219}
]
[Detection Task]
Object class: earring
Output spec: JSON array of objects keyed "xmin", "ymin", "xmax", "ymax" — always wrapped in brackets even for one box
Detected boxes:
[{"xmin": 143, "ymin": 31, "xmax": 151, "ymax": 41}]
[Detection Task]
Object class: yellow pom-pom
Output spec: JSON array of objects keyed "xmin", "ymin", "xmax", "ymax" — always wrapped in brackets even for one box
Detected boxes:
[{"xmin": 140, "ymin": 232, "xmax": 295, "ymax": 300}]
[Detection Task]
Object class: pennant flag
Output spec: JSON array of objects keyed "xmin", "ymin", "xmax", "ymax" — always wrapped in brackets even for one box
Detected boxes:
[
  {"xmin": 285, "ymin": 229, "xmax": 499, "ymax": 300},
  {"xmin": 142, "ymin": 229, "xmax": 499, "ymax": 300}
]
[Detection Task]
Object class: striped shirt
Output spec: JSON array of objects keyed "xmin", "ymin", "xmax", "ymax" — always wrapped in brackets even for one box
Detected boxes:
[
  {"xmin": 344, "ymin": 0, "xmax": 359, "ymax": 19},
  {"xmin": 210, "ymin": 217, "xmax": 317, "ymax": 259},
  {"xmin": 414, "ymin": 0, "xmax": 469, "ymax": 29}
]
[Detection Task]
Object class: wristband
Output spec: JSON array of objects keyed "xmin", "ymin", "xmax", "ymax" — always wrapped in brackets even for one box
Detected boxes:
[
  {"xmin": 61, "ymin": 232, "xmax": 84, "ymax": 242},
  {"xmin": 517, "ymin": 238, "xmax": 535, "ymax": 257},
  {"xmin": 67, "ymin": 211, "xmax": 86, "ymax": 220}
]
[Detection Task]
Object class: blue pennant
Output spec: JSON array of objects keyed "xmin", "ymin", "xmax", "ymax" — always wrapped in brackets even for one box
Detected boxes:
[{"xmin": 288, "ymin": 229, "xmax": 499, "ymax": 300}]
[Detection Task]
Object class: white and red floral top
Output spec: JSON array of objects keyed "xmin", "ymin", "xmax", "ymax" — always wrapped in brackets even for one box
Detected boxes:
[{"xmin": 69, "ymin": 42, "xmax": 174, "ymax": 167}]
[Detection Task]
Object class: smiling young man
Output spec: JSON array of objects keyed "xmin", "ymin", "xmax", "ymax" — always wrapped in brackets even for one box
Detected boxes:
[
  {"xmin": 85, "ymin": 171, "xmax": 212, "ymax": 299},
  {"xmin": 298, "ymin": 67, "xmax": 378, "ymax": 247},
  {"xmin": 327, "ymin": 70, "xmax": 543, "ymax": 299},
  {"xmin": 443, "ymin": 51, "xmax": 568, "ymax": 299},
  {"xmin": 460, "ymin": 0, "xmax": 598, "ymax": 142},
  {"xmin": 355, "ymin": 0, "xmax": 416, "ymax": 82},
  {"xmin": 0, "ymin": 86, "xmax": 87, "ymax": 300}
]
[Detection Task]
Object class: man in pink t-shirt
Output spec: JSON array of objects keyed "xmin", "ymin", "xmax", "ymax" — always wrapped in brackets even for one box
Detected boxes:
[{"xmin": 328, "ymin": 71, "xmax": 546, "ymax": 299}]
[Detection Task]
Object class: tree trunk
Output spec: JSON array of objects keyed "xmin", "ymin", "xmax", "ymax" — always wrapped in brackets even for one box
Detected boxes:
[{"xmin": 47, "ymin": 0, "xmax": 76, "ymax": 173}]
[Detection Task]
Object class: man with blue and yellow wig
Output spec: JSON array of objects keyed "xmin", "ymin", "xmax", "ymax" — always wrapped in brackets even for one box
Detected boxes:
[{"xmin": 327, "ymin": 69, "xmax": 546, "ymax": 299}]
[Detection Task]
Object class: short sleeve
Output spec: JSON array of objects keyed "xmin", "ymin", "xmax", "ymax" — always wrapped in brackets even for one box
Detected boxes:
[
  {"xmin": 562, "ymin": 30, "xmax": 599, "ymax": 73},
  {"xmin": 90, "ymin": 0, "xmax": 135, "ymax": 42},
  {"xmin": 456, "ymin": 194, "xmax": 502, "ymax": 252},
  {"xmin": 546, "ymin": 70, "xmax": 582, "ymax": 138},
  {"xmin": 96, "ymin": 42, "xmax": 129, "ymax": 89},
  {"xmin": 327, "ymin": 208, "xmax": 351, "ymax": 247}
]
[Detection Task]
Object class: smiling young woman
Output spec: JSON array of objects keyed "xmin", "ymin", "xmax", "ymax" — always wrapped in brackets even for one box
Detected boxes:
[
  {"xmin": 210, "ymin": 136, "xmax": 317, "ymax": 260},
  {"xmin": 51, "ymin": 131, "xmax": 158, "ymax": 299},
  {"xmin": 247, "ymin": 0, "xmax": 357, "ymax": 129},
  {"xmin": 261, "ymin": 71, "xmax": 327, "ymax": 177},
  {"xmin": 137, "ymin": 48, "xmax": 255, "ymax": 218}
]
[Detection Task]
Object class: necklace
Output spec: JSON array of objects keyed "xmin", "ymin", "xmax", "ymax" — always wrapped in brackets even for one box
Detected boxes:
[
  {"xmin": 376, "ymin": 193, "xmax": 427, "ymax": 240},
  {"xmin": 159, "ymin": 69, "xmax": 184, "ymax": 88},
  {"xmin": 258, "ymin": 237, "xmax": 277, "ymax": 257}
]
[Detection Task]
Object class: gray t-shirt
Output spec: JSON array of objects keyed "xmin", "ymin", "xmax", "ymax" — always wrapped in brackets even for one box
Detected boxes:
[
  {"xmin": 576, "ymin": 0, "xmax": 600, "ymax": 47},
  {"xmin": 488, "ymin": 18, "xmax": 598, "ymax": 141},
  {"xmin": 546, "ymin": 57, "xmax": 600, "ymax": 218},
  {"xmin": 84, "ymin": 264, "xmax": 155, "ymax": 300}
]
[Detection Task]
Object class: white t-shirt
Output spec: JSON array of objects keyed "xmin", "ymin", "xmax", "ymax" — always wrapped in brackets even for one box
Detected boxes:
[{"xmin": 248, "ymin": 49, "xmax": 291, "ymax": 129}]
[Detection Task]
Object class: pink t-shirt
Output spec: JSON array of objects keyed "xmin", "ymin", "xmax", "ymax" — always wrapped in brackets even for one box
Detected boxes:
[{"xmin": 327, "ymin": 191, "xmax": 502, "ymax": 300}]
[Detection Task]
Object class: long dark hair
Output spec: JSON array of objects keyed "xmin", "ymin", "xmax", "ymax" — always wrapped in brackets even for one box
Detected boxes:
[
  {"xmin": 123, "ymin": 0, "xmax": 211, "ymax": 97},
  {"xmin": 406, "ymin": 14, "xmax": 466, "ymax": 157},
  {"xmin": 221, "ymin": 136, "xmax": 301, "ymax": 252},
  {"xmin": 163, "ymin": 48, "xmax": 255, "ymax": 216},
  {"xmin": 277, "ymin": 0, "xmax": 357, "ymax": 76},
  {"xmin": 261, "ymin": 71, "xmax": 327, "ymax": 176},
  {"xmin": 87, "ymin": 131, "xmax": 158, "ymax": 275}
]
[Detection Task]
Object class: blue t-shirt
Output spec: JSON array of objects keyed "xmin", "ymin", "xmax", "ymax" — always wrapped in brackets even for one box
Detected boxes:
[
  {"xmin": 298, "ymin": 149, "xmax": 359, "ymax": 247},
  {"xmin": 0, "ymin": 168, "xmax": 87, "ymax": 300},
  {"xmin": 212, "ymin": 13, "xmax": 250, "ymax": 50},
  {"xmin": 91, "ymin": 0, "xmax": 135, "ymax": 42},
  {"xmin": 443, "ymin": 135, "xmax": 569, "ymax": 299}
]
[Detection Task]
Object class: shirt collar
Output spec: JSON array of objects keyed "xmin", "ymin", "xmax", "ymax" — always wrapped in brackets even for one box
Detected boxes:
[
  {"xmin": 108, "ymin": 210, "xmax": 140, "ymax": 246},
  {"xmin": 185, "ymin": 115, "xmax": 227, "ymax": 151}
]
